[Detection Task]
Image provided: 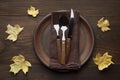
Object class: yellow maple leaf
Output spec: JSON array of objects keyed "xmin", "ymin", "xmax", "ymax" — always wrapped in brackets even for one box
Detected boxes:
[
  {"xmin": 5, "ymin": 24, "xmax": 23, "ymax": 42},
  {"xmin": 93, "ymin": 52, "xmax": 114, "ymax": 71},
  {"xmin": 27, "ymin": 6, "xmax": 39, "ymax": 17},
  {"xmin": 97, "ymin": 17, "xmax": 110, "ymax": 32},
  {"xmin": 10, "ymin": 54, "xmax": 32, "ymax": 75}
]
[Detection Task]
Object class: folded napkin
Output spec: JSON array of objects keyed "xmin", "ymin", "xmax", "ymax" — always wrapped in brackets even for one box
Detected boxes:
[{"xmin": 49, "ymin": 11, "xmax": 80, "ymax": 71}]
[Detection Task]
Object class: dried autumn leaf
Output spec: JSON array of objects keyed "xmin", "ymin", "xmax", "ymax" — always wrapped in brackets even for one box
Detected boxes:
[
  {"xmin": 97, "ymin": 17, "xmax": 110, "ymax": 32},
  {"xmin": 10, "ymin": 54, "xmax": 32, "ymax": 75},
  {"xmin": 93, "ymin": 52, "xmax": 114, "ymax": 71},
  {"xmin": 27, "ymin": 6, "xmax": 39, "ymax": 17},
  {"xmin": 5, "ymin": 24, "xmax": 23, "ymax": 42}
]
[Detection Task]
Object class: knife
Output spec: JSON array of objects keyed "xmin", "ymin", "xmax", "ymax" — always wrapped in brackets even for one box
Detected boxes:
[
  {"xmin": 66, "ymin": 9, "xmax": 74, "ymax": 63},
  {"xmin": 68, "ymin": 9, "xmax": 74, "ymax": 39}
]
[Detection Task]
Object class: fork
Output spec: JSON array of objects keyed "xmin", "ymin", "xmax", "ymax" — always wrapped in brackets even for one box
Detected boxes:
[
  {"xmin": 53, "ymin": 24, "xmax": 62, "ymax": 64},
  {"xmin": 54, "ymin": 24, "xmax": 60, "ymax": 38},
  {"xmin": 59, "ymin": 15, "xmax": 69, "ymax": 64}
]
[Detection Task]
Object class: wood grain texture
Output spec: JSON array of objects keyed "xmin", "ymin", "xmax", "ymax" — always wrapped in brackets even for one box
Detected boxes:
[{"xmin": 0, "ymin": 0, "xmax": 120, "ymax": 80}]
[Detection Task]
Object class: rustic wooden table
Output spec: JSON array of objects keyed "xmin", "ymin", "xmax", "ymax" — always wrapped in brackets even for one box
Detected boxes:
[{"xmin": 0, "ymin": 0, "xmax": 120, "ymax": 80}]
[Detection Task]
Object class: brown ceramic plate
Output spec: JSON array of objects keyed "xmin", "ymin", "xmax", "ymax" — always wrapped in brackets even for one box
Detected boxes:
[{"xmin": 33, "ymin": 10, "xmax": 94, "ymax": 70}]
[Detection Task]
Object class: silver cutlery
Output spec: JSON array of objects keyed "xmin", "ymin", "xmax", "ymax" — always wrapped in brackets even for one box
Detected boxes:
[
  {"xmin": 66, "ymin": 9, "xmax": 74, "ymax": 63},
  {"xmin": 59, "ymin": 15, "xmax": 69, "ymax": 64},
  {"xmin": 54, "ymin": 24, "xmax": 62, "ymax": 64},
  {"xmin": 54, "ymin": 24, "xmax": 60, "ymax": 38}
]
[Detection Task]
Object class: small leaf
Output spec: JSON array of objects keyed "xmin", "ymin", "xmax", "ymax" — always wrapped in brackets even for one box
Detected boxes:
[
  {"xmin": 93, "ymin": 52, "xmax": 114, "ymax": 71},
  {"xmin": 6, "ymin": 24, "xmax": 24, "ymax": 42},
  {"xmin": 27, "ymin": 6, "xmax": 39, "ymax": 17},
  {"xmin": 10, "ymin": 54, "xmax": 32, "ymax": 75},
  {"xmin": 97, "ymin": 17, "xmax": 110, "ymax": 32}
]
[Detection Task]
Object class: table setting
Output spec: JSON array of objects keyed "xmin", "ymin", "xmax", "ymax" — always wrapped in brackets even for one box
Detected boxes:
[
  {"xmin": 34, "ymin": 9, "xmax": 94, "ymax": 71},
  {"xmin": 0, "ymin": 0, "xmax": 120, "ymax": 80}
]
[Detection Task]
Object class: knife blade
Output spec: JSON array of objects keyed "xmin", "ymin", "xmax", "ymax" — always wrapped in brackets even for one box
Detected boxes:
[
  {"xmin": 66, "ymin": 9, "xmax": 74, "ymax": 63},
  {"xmin": 68, "ymin": 9, "xmax": 74, "ymax": 39}
]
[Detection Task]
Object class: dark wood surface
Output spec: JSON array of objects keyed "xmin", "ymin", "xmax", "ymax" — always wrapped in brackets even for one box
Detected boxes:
[{"xmin": 0, "ymin": 0, "xmax": 120, "ymax": 80}]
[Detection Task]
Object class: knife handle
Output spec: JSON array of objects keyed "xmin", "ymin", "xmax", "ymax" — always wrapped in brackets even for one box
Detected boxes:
[
  {"xmin": 66, "ymin": 38, "xmax": 71, "ymax": 63},
  {"xmin": 61, "ymin": 40, "xmax": 66, "ymax": 64},
  {"xmin": 56, "ymin": 39, "xmax": 62, "ymax": 64}
]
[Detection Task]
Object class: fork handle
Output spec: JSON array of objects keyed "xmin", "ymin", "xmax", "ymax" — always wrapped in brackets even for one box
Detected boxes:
[
  {"xmin": 61, "ymin": 40, "xmax": 66, "ymax": 64},
  {"xmin": 56, "ymin": 39, "xmax": 62, "ymax": 64}
]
